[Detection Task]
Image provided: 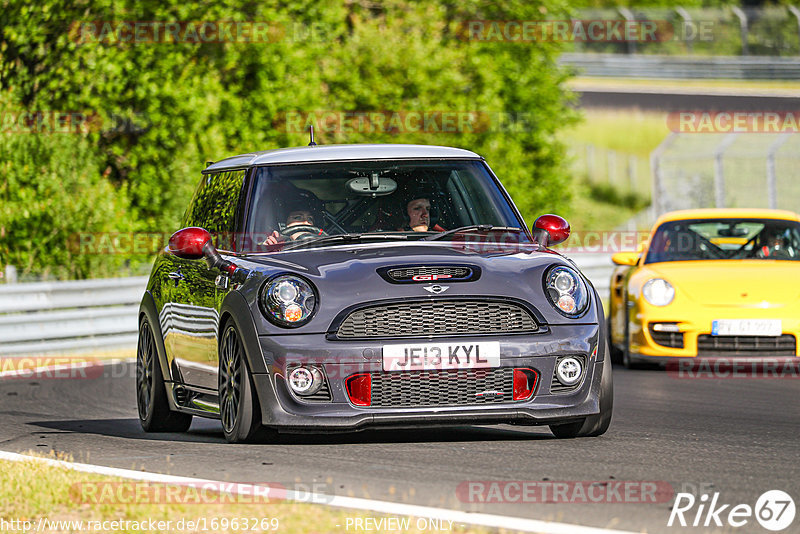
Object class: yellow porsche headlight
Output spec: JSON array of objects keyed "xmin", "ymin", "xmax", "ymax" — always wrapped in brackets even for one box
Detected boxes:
[{"xmin": 643, "ymin": 278, "xmax": 675, "ymax": 307}]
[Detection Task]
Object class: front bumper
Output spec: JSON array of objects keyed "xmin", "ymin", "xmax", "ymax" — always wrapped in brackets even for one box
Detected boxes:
[
  {"xmin": 250, "ymin": 324, "xmax": 605, "ymax": 431},
  {"xmin": 630, "ymin": 307, "xmax": 800, "ymax": 359}
]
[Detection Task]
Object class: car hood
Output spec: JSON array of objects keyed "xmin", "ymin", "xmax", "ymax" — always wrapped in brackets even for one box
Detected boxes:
[
  {"xmin": 640, "ymin": 260, "xmax": 800, "ymax": 308},
  {"xmin": 234, "ymin": 241, "xmax": 595, "ymax": 332}
]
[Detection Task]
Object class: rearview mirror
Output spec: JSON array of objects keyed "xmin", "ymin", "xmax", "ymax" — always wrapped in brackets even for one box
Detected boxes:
[
  {"xmin": 611, "ymin": 251, "xmax": 639, "ymax": 266},
  {"xmin": 532, "ymin": 214, "xmax": 570, "ymax": 247}
]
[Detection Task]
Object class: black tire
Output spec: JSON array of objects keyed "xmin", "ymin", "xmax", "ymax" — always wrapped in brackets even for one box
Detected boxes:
[
  {"xmin": 136, "ymin": 317, "xmax": 192, "ymax": 433},
  {"xmin": 219, "ymin": 324, "xmax": 266, "ymax": 444},
  {"xmin": 621, "ymin": 311, "xmax": 641, "ymax": 370},
  {"xmin": 550, "ymin": 346, "xmax": 614, "ymax": 438},
  {"xmin": 607, "ymin": 316, "xmax": 622, "ymax": 365}
]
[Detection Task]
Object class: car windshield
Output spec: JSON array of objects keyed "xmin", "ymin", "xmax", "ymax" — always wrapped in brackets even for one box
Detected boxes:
[
  {"xmin": 645, "ymin": 218, "xmax": 800, "ymax": 263},
  {"xmin": 241, "ymin": 159, "xmax": 528, "ymax": 252}
]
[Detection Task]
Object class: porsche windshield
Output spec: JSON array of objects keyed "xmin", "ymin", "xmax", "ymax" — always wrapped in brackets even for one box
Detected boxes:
[
  {"xmin": 242, "ymin": 159, "xmax": 527, "ymax": 251},
  {"xmin": 645, "ymin": 218, "xmax": 800, "ymax": 263}
]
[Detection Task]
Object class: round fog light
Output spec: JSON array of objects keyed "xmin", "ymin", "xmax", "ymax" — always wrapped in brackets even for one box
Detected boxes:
[
  {"xmin": 556, "ymin": 357, "xmax": 583, "ymax": 386},
  {"xmin": 288, "ymin": 366, "xmax": 323, "ymax": 396}
]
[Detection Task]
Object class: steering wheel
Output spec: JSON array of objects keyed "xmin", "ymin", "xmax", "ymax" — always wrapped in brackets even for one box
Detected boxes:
[{"xmin": 281, "ymin": 224, "xmax": 327, "ymax": 241}]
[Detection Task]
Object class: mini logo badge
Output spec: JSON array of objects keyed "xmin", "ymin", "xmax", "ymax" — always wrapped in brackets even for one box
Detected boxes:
[{"xmin": 423, "ymin": 284, "xmax": 449, "ymax": 294}]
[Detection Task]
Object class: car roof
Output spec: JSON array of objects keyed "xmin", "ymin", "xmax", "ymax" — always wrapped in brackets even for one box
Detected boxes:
[
  {"xmin": 204, "ymin": 144, "xmax": 483, "ymax": 173},
  {"xmin": 654, "ymin": 208, "xmax": 800, "ymax": 226}
]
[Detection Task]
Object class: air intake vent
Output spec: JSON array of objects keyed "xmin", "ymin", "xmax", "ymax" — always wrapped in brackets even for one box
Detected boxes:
[
  {"xmin": 173, "ymin": 386, "xmax": 189, "ymax": 407},
  {"xmin": 378, "ymin": 265, "xmax": 480, "ymax": 284}
]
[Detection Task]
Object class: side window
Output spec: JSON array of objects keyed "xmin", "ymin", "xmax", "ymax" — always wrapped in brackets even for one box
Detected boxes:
[{"xmin": 183, "ymin": 170, "xmax": 246, "ymax": 250}]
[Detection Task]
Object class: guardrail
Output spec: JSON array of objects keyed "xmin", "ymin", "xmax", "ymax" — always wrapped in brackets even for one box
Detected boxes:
[
  {"xmin": 559, "ymin": 53, "xmax": 800, "ymax": 79},
  {"xmin": 0, "ymin": 256, "xmax": 616, "ymax": 356},
  {"xmin": 568, "ymin": 253, "xmax": 613, "ymax": 297},
  {"xmin": 0, "ymin": 277, "xmax": 147, "ymax": 356}
]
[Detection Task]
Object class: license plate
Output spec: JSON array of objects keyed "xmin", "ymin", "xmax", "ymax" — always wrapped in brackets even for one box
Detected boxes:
[
  {"xmin": 382, "ymin": 342, "xmax": 500, "ymax": 372},
  {"xmin": 711, "ymin": 319, "xmax": 782, "ymax": 337}
]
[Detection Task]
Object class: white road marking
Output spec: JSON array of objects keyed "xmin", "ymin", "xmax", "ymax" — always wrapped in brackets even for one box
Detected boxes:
[{"xmin": 0, "ymin": 450, "xmax": 640, "ymax": 534}]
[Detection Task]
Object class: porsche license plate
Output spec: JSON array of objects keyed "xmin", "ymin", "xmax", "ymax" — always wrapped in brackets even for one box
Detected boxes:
[
  {"xmin": 711, "ymin": 319, "xmax": 782, "ymax": 337},
  {"xmin": 382, "ymin": 342, "xmax": 500, "ymax": 372}
]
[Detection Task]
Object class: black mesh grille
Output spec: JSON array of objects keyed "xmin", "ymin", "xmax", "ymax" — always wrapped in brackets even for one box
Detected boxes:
[
  {"xmin": 550, "ymin": 355, "xmax": 586, "ymax": 393},
  {"xmin": 336, "ymin": 300, "xmax": 538, "ymax": 338},
  {"xmin": 649, "ymin": 325, "xmax": 685, "ymax": 348},
  {"xmin": 388, "ymin": 266, "xmax": 470, "ymax": 280},
  {"xmin": 367, "ymin": 368, "xmax": 522, "ymax": 407},
  {"xmin": 697, "ymin": 334, "xmax": 796, "ymax": 356}
]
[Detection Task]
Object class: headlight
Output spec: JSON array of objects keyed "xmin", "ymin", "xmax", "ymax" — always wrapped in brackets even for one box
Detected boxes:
[
  {"xmin": 642, "ymin": 278, "xmax": 675, "ymax": 307},
  {"xmin": 261, "ymin": 274, "xmax": 318, "ymax": 327},
  {"xmin": 544, "ymin": 265, "xmax": 589, "ymax": 317}
]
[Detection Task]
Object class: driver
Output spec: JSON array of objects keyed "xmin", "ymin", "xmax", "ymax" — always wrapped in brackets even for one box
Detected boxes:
[
  {"xmin": 263, "ymin": 189, "xmax": 327, "ymax": 245},
  {"xmin": 402, "ymin": 195, "xmax": 446, "ymax": 232}
]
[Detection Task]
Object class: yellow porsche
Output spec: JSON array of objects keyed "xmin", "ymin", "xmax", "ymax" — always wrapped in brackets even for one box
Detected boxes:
[{"xmin": 608, "ymin": 209, "xmax": 800, "ymax": 367}]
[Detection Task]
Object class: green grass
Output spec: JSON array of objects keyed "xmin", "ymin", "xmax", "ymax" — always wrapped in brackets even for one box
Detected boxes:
[
  {"xmin": 0, "ymin": 454, "xmax": 502, "ymax": 534},
  {"xmin": 561, "ymin": 109, "xmax": 671, "ymax": 159}
]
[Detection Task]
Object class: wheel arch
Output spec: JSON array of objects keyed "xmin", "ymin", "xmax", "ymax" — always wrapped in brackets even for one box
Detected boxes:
[
  {"xmin": 218, "ymin": 290, "xmax": 268, "ymax": 375},
  {"xmin": 138, "ymin": 291, "xmax": 173, "ymax": 384}
]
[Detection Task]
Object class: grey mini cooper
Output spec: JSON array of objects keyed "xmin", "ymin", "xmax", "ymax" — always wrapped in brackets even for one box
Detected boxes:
[{"xmin": 137, "ymin": 144, "xmax": 612, "ymax": 443}]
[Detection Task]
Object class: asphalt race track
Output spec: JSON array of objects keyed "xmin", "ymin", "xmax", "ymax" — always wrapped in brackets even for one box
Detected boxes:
[{"xmin": 1, "ymin": 360, "xmax": 799, "ymax": 533}]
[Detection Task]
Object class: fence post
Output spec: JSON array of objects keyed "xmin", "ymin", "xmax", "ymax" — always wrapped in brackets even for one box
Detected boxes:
[
  {"xmin": 789, "ymin": 7, "xmax": 800, "ymax": 55},
  {"xmin": 607, "ymin": 150, "xmax": 617, "ymax": 186},
  {"xmin": 731, "ymin": 7, "xmax": 749, "ymax": 55},
  {"xmin": 618, "ymin": 8, "xmax": 637, "ymax": 54},
  {"xmin": 675, "ymin": 7, "xmax": 694, "ymax": 54},
  {"xmin": 4, "ymin": 265, "xmax": 17, "ymax": 284},
  {"xmin": 650, "ymin": 132, "xmax": 678, "ymax": 217},
  {"xmin": 767, "ymin": 135, "xmax": 791, "ymax": 209},
  {"xmin": 585, "ymin": 144, "xmax": 595, "ymax": 182},
  {"xmin": 628, "ymin": 155, "xmax": 637, "ymax": 194},
  {"xmin": 713, "ymin": 134, "xmax": 738, "ymax": 208}
]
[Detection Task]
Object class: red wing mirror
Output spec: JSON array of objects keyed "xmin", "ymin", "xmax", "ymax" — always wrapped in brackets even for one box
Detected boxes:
[
  {"xmin": 167, "ymin": 227, "xmax": 244, "ymax": 279},
  {"xmin": 168, "ymin": 227, "xmax": 212, "ymax": 260},
  {"xmin": 532, "ymin": 214, "xmax": 570, "ymax": 247}
]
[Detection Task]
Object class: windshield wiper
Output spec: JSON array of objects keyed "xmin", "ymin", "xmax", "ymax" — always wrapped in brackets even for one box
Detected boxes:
[
  {"xmin": 422, "ymin": 225, "xmax": 526, "ymax": 241},
  {"xmin": 282, "ymin": 233, "xmax": 409, "ymax": 251}
]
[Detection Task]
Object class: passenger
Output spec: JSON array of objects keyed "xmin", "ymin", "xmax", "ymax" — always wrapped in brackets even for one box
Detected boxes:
[{"xmin": 757, "ymin": 233, "xmax": 793, "ymax": 259}]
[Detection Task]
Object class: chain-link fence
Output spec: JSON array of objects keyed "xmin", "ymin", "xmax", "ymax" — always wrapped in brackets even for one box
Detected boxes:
[
  {"xmin": 568, "ymin": 144, "xmax": 651, "ymax": 199},
  {"xmin": 651, "ymin": 132, "xmax": 800, "ymax": 217},
  {"xmin": 572, "ymin": 6, "xmax": 800, "ymax": 56}
]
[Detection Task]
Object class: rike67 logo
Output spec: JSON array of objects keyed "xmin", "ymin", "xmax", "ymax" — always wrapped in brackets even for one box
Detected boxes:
[{"xmin": 669, "ymin": 490, "xmax": 795, "ymax": 531}]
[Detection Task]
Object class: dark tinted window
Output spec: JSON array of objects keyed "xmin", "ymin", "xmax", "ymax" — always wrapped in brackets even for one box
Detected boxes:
[
  {"xmin": 242, "ymin": 160, "xmax": 525, "ymax": 252},
  {"xmin": 183, "ymin": 170, "xmax": 246, "ymax": 250}
]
